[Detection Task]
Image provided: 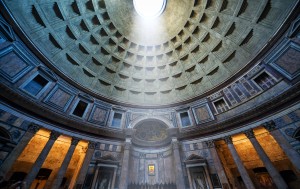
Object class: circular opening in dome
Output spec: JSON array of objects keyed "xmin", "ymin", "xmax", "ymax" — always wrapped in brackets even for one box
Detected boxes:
[{"xmin": 133, "ymin": 0, "xmax": 166, "ymax": 18}]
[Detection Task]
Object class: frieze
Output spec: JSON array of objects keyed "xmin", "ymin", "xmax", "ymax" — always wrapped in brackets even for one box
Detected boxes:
[
  {"xmin": 246, "ymin": 65, "xmax": 262, "ymax": 78},
  {"xmin": 179, "ymin": 82, "xmax": 300, "ymax": 139},
  {"xmin": 209, "ymin": 91, "xmax": 222, "ymax": 101}
]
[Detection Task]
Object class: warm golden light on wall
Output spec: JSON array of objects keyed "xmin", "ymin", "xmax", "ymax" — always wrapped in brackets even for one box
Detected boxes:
[{"xmin": 148, "ymin": 164, "xmax": 155, "ymax": 175}]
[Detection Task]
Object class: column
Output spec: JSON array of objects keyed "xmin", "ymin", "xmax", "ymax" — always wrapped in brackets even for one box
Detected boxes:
[
  {"xmin": 111, "ymin": 167, "xmax": 117, "ymax": 189},
  {"xmin": 186, "ymin": 167, "xmax": 193, "ymax": 189},
  {"xmin": 74, "ymin": 141, "xmax": 96, "ymax": 188},
  {"xmin": 119, "ymin": 138, "xmax": 131, "ymax": 189},
  {"xmin": 206, "ymin": 140, "xmax": 231, "ymax": 189},
  {"xmin": 50, "ymin": 137, "xmax": 80, "ymax": 189},
  {"xmin": 24, "ymin": 130, "xmax": 60, "ymax": 189},
  {"xmin": 224, "ymin": 136, "xmax": 255, "ymax": 189},
  {"xmin": 264, "ymin": 121, "xmax": 300, "ymax": 172},
  {"xmin": 91, "ymin": 165, "xmax": 100, "ymax": 188},
  {"xmin": 0, "ymin": 124, "xmax": 40, "ymax": 180},
  {"xmin": 172, "ymin": 138, "xmax": 186, "ymax": 189},
  {"xmin": 244, "ymin": 129, "xmax": 288, "ymax": 189}
]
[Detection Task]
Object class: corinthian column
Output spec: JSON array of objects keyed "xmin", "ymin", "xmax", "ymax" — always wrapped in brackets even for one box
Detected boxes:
[
  {"xmin": 206, "ymin": 140, "xmax": 231, "ymax": 188},
  {"xmin": 1, "ymin": 124, "xmax": 40, "ymax": 180},
  {"xmin": 119, "ymin": 138, "xmax": 131, "ymax": 189},
  {"xmin": 172, "ymin": 138, "xmax": 186, "ymax": 189},
  {"xmin": 264, "ymin": 121, "xmax": 300, "ymax": 172},
  {"xmin": 74, "ymin": 141, "xmax": 96, "ymax": 188},
  {"xmin": 244, "ymin": 129, "xmax": 288, "ymax": 189},
  {"xmin": 24, "ymin": 130, "xmax": 60, "ymax": 188},
  {"xmin": 224, "ymin": 136, "xmax": 255, "ymax": 189},
  {"xmin": 51, "ymin": 137, "xmax": 80, "ymax": 189}
]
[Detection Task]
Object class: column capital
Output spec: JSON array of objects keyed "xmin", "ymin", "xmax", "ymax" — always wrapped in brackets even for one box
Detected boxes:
[
  {"xmin": 71, "ymin": 137, "xmax": 80, "ymax": 146},
  {"xmin": 27, "ymin": 124, "xmax": 41, "ymax": 134},
  {"xmin": 49, "ymin": 131, "xmax": 60, "ymax": 140},
  {"xmin": 263, "ymin": 121, "xmax": 277, "ymax": 132},
  {"xmin": 124, "ymin": 141, "xmax": 132, "ymax": 150},
  {"xmin": 88, "ymin": 141, "xmax": 96, "ymax": 149},
  {"xmin": 206, "ymin": 140, "xmax": 215, "ymax": 148},
  {"xmin": 224, "ymin": 136, "xmax": 233, "ymax": 144},
  {"xmin": 244, "ymin": 129, "xmax": 255, "ymax": 139},
  {"xmin": 172, "ymin": 138, "xmax": 180, "ymax": 150}
]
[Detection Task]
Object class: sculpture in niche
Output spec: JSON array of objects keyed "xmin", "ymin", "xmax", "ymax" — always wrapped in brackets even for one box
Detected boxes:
[{"xmin": 193, "ymin": 172, "xmax": 208, "ymax": 189}]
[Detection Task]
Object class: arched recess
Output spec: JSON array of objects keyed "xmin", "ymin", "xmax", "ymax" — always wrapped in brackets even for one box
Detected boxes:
[
  {"xmin": 83, "ymin": 154, "xmax": 119, "ymax": 189},
  {"xmin": 185, "ymin": 154, "xmax": 214, "ymax": 189},
  {"xmin": 128, "ymin": 115, "xmax": 174, "ymax": 129},
  {"xmin": 131, "ymin": 118, "xmax": 174, "ymax": 147}
]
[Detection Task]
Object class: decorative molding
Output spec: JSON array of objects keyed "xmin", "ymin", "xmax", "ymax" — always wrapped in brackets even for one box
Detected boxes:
[
  {"xmin": 206, "ymin": 140, "xmax": 215, "ymax": 148},
  {"xmin": 27, "ymin": 123, "xmax": 41, "ymax": 134},
  {"xmin": 266, "ymin": 40, "xmax": 300, "ymax": 80},
  {"xmin": 38, "ymin": 66, "xmax": 57, "ymax": 81},
  {"xmin": 192, "ymin": 102, "xmax": 214, "ymax": 124},
  {"xmin": 0, "ymin": 15, "xmax": 15, "ymax": 41},
  {"xmin": 43, "ymin": 84, "xmax": 75, "ymax": 112},
  {"xmin": 0, "ymin": 44, "xmax": 34, "ymax": 83},
  {"xmin": 88, "ymin": 141, "xmax": 96, "ymax": 149},
  {"xmin": 263, "ymin": 120, "xmax": 277, "ymax": 132},
  {"xmin": 124, "ymin": 141, "xmax": 131, "ymax": 150}
]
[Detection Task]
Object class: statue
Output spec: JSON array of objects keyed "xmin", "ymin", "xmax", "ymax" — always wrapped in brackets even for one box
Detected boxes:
[{"xmin": 99, "ymin": 177, "xmax": 108, "ymax": 189}]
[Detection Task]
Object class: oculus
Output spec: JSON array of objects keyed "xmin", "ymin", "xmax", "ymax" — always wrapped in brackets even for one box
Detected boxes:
[{"xmin": 133, "ymin": 0, "xmax": 166, "ymax": 18}]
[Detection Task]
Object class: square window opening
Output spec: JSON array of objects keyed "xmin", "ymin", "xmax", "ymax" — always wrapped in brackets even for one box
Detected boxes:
[
  {"xmin": 23, "ymin": 75, "xmax": 49, "ymax": 96},
  {"xmin": 180, "ymin": 112, "xmax": 191, "ymax": 127},
  {"xmin": 111, "ymin": 112, "xmax": 122, "ymax": 128},
  {"xmin": 253, "ymin": 72, "xmax": 276, "ymax": 90},
  {"xmin": 214, "ymin": 99, "xmax": 229, "ymax": 114},
  {"xmin": 73, "ymin": 100, "xmax": 88, "ymax": 117}
]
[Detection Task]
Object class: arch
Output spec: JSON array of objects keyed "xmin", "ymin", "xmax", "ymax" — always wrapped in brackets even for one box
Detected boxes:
[{"xmin": 129, "ymin": 115, "xmax": 174, "ymax": 129}]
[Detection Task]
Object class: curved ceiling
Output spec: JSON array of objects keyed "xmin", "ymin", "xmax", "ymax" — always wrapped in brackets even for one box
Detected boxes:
[{"xmin": 3, "ymin": 0, "xmax": 298, "ymax": 106}]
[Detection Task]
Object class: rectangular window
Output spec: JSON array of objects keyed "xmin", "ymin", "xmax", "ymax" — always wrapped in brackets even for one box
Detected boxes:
[
  {"xmin": 254, "ymin": 72, "xmax": 276, "ymax": 90},
  {"xmin": 72, "ymin": 100, "xmax": 88, "ymax": 117},
  {"xmin": 111, "ymin": 112, "xmax": 122, "ymax": 128},
  {"xmin": 180, "ymin": 112, "xmax": 191, "ymax": 127},
  {"xmin": 214, "ymin": 99, "xmax": 229, "ymax": 114},
  {"xmin": 23, "ymin": 75, "xmax": 48, "ymax": 96}
]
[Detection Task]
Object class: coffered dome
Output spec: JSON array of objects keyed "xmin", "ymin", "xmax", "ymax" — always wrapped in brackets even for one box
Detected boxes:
[{"xmin": 3, "ymin": 0, "xmax": 298, "ymax": 106}]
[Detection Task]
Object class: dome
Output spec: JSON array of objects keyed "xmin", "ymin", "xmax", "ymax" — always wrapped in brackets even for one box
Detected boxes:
[
  {"xmin": 2, "ymin": 0, "xmax": 297, "ymax": 106},
  {"xmin": 0, "ymin": 0, "xmax": 300, "ymax": 189}
]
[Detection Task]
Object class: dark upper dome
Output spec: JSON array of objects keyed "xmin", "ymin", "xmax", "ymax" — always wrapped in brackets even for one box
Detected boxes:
[{"xmin": 3, "ymin": 0, "xmax": 298, "ymax": 106}]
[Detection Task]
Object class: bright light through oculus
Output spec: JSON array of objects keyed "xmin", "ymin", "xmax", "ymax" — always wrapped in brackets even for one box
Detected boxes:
[{"xmin": 133, "ymin": 0, "xmax": 166, "ymax": 18}]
